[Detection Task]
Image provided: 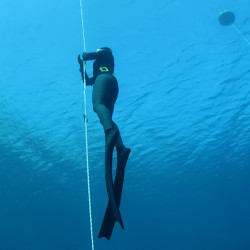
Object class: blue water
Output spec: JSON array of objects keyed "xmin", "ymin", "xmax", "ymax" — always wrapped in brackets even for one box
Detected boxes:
[{"xmin": 1, "ymin": 0, "xmax": 250, "ymax": 249}]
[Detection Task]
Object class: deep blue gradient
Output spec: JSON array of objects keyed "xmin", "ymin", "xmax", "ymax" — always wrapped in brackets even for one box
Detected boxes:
[{"xmin": 0, "ymin": 0, "xmax": 250, "ymax": 249}]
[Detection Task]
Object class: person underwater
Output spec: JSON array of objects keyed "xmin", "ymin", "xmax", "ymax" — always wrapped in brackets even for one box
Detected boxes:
[{"xmin": 78, "ymin": 47, "xmax": 130, "ymax": 239}]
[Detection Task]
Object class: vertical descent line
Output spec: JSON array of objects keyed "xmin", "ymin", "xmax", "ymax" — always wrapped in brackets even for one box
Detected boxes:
[{"xmin": 79, "ymin": 0, "xmax": 95, "ymax": 250}]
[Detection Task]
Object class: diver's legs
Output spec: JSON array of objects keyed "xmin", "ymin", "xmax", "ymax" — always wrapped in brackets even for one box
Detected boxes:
[
  {"xmin": 93, "ymin": 104, "xmax": 113, "ymax": 131},
  {"xmin": 92, "ymin": 74, "xmax": 118, "ymax": 132},
  {"xmin": 92, "ymin": 74, "xmax": 124, "ymax": 227}
]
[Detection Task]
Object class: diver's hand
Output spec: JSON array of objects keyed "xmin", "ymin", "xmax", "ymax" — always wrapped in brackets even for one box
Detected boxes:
[
  {"xmin": 78, "ymin": 54, "xmax": 83, "ymax": 65},
  {"xmin": 78, "ymin": 54, "xmax": 83, "ymax": 72}
]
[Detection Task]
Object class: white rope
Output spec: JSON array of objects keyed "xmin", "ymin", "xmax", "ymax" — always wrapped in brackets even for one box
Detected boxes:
[
  {"xmin": 79, "ymin": 1, "xmax": 95, "ymax": 250},
  {"xmin": 232, "ymin": 24, "xmax": 250, "ymax": 46}
]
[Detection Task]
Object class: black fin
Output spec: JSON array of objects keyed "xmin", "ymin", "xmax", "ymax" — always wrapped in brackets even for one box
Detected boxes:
[
  {"xmin": 104, "ymin": 129, "xmax": 124, "ymax": 229},
  {"xmin": 99, "ymin": 147, "xmax": 130, "ymax": 239}
]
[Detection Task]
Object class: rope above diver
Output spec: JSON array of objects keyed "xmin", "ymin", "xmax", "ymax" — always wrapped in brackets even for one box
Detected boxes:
[{"xmin": 79, "ymin": 1, "xmax": 95, "ymax": 250}]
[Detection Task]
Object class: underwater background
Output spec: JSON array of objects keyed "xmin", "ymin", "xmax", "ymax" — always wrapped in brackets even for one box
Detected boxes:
[{"xmin": 0, "ymin": 0, "xmax": 250, "ymax": 249}]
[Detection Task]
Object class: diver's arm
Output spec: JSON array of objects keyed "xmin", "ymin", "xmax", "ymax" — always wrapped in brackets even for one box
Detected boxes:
[
  {"xmin": 80, "ymin": 67, "xmax": 94, "ymax": 86},
  {"xmin": 82, "ymin": 52, "xmax": 99, "ymax": 61},
  {"xmin": 78, "ymin": 54, "xmax": 94, "ymax": 86},
  {"xmin": 82, "ymin": 49, "xmax": 107, "ymax": 61},
  {"xmin": 84, "ymin": 71, "xmax": 94, "ymax": 86}
]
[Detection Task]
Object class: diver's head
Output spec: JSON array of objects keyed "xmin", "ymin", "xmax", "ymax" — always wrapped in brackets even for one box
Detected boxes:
[
  {"xmin": 93, "ymin": 47, "xmax": 114, "ymax": 76},
  {"xmin": 97, "ymin": 47, "xmax": 112, "ymax": 54}
]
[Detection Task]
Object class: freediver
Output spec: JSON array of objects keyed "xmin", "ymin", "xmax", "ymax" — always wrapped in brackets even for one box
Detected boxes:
[{"xmin": 78, "ymin": 47, "xmax": 130, "ymax": 239}]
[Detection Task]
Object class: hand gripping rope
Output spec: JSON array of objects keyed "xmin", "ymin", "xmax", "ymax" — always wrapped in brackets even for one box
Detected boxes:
[{"xmin": 79, "ymin": 1, "xmax": 95, "ymax": 250}]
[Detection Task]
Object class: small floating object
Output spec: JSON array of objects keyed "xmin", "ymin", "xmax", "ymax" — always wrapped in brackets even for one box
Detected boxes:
[
  {"xmin": 219, "ymin": 10, "xmax": 235, "ymax": 26},
  {"xmin": 218, "ymin": 10, "xmax": 250, "ymax": 45}
]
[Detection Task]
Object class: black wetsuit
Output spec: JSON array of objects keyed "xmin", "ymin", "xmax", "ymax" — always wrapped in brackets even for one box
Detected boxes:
[
  {"xmin": 81, "ymin": 49, "xmax": 125, "ymax": 148},
  {"xmin": 78, "ymin": 48, "xmax": 130, "ymax": 239},
  {"xmin": 91, "ymin": 73, "xmax": 118, "ymax": 131}
]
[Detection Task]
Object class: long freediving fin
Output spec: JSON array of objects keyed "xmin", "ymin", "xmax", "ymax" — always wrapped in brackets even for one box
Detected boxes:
[
  {"xmin": 104, "ymin": 129, "xmax": 124, "ymax": 229},
  {"xmin": 99, "ymin": 147, "xmax": 130, "ymax": 240}
]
